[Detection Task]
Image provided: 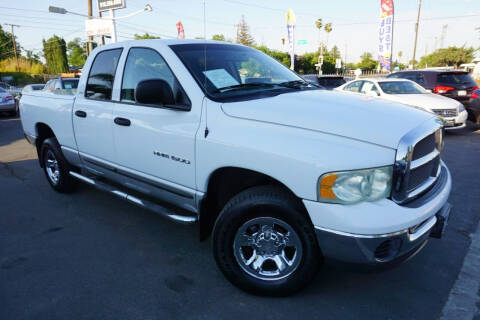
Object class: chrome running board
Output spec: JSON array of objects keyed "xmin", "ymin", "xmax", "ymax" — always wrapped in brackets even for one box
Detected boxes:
[{"xmin": 69, "ymin": 171, "xmax": 198, "ymax": 225}]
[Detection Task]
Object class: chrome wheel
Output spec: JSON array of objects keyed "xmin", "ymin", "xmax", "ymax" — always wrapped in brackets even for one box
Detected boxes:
[
  {"xmin": 233, "ymin": 217, "xmax": 303, "ymax": 281},
  {"xmin": 45, "ymin": 150, "xmax": 60, "ymax": 185}
]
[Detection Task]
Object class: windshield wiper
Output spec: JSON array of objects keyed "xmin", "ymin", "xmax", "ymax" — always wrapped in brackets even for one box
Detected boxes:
[
  {"xmin": 276, "ymin": 80, "xmax": 311, "ymax": 89},
  {"xmin": 214, "ymin": 83, "xmax": 274, "ymax": 93}
]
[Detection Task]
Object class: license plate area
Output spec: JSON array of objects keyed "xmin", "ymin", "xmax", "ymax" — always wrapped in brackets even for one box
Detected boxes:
[
  {"xmin": 430, "ymin": 203, "xmax": 452, "ymax": 239},
  {"xmin": 457, "ymin": 90, "xmax": 467, "ymax": 96}
]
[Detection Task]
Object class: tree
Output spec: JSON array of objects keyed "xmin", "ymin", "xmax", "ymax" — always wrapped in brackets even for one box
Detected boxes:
[
  {"xmin": 134, "ymin": 33, "xmax": 160, "ymax": 40},
  {"xmin": 357, "ymin": 52, "xmax": 377, "ymax": 70},
  {"xmin": 324, "ymin": 23, "xmax": 333, "ymax": 48},
  {"xmin": 212, "ymin": 34, "xmax": 226, "ymax": 41},
  {"xmin": 42, "ymin": 35, "xmax": 69, "ymax": 74},
  {"xmin": 0, "ymin": 25, "xmax": 20, "ymax": 60},
  {"xmin": 24, "ymin": 50, "xmax": 42, "ymax": 64},
  {"xmin": 398, "ymin": 50, "xmax": 403, "ymax": 63},
  {"xmin": 236, "ymin": 15, "xmax": 255, "ymax": 46},
  {"xmin": 67, "ymin": 38, "xmax": 87, "ymax": 67},
  {"xmin": 418, "ymin": 46, "xmax": 476, "ymax": 68}
]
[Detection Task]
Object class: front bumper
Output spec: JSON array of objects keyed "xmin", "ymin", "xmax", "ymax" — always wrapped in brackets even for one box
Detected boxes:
[
  {"xmin": 443, "ymin": 110, "xmax": 468, "ymax": 130},
  {"xmin": 305, "ymin": 163, "xmax": 452, "ymax": 265}
]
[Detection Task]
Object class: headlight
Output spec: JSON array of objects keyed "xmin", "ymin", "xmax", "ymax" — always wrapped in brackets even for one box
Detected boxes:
[
  {"xmin": 458, "ymin": 104, "xmax": 465, "ymax": 113},
  {"xmin": 318, "ymin": 166, "xmax": 393, "ymax": 204}
]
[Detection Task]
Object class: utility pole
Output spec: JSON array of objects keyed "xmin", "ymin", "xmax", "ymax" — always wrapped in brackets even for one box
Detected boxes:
[
  {"xmin": 87, "ymin": 0, "xmax": 93, "ymax": 55},
  {"xmin": 411, "ymin": 0, "xmax": 422, "ymax": 70},
  {"xmin": 5, "ymin": 24, "xmax": 19, "ymax": 69}
]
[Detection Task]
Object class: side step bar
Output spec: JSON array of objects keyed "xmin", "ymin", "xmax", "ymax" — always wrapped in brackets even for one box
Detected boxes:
[{"xmin": 69, "ymin": 171, "xmax": 198, "ymax": 225}]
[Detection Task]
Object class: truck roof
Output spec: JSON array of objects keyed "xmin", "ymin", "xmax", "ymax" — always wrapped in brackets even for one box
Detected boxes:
[{"xmin": 96, "ymin": 39, "xmax": 241, "ymax": 51}]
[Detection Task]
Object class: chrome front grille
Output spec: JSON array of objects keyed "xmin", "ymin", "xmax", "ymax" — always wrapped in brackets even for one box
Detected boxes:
[
  {"xmin": 392, "ymin": 118, "xmax": 444, "ymax": 204},
  {"xmin": 432, "ymin": 109, "xmax": 457, "ymax": 117}
]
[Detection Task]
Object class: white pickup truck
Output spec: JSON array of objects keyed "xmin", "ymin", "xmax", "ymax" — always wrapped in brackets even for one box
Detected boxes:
[{"xmin": 20, "ymin": 40, "xmax": 452, "ymax": 295}]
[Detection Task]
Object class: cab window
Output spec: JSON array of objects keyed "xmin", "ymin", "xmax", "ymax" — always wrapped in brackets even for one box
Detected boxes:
[
  {"xmin": 120, "ymin": 47, "xmax": 188, "ymax": 105},
  {"xmin": 85, "ymin": 48, "xmax": 123, "ymax": 100}
]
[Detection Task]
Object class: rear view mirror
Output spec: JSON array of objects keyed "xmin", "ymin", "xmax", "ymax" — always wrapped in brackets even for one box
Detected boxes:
[{"xmin": 135, "ymin": 79, "xmax": 175, "ymax": 105}]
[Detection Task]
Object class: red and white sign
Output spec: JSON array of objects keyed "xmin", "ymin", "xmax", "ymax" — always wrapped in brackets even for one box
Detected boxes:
[
  {"xmin": 176, "ymin": 21, "xmax": 185, "ymax": 39},
  {"xmin": 85, "ymin": 18, "xmax": 114, "ymax": 37}
]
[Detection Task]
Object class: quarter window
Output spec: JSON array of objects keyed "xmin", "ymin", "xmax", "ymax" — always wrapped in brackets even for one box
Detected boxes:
[
  {"xmin": 85, "ymin": 48, "xmax": 122, "ymax": 100},
  {"xmin": 121, "ymin": 47, "xmax": 188, "ymax": 105}
]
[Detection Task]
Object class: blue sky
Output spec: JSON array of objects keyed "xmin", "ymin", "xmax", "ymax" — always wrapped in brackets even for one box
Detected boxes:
[{"xmin": 1, "ymin": 0, "xmax": 479, "ymax": 63}]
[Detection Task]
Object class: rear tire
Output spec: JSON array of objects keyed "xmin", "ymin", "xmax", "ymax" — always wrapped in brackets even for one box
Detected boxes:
[
  {"xmin": 213, "ymin": 186, "xmax": 321, "ymax": 296},
  {"xmin": 40, "ymin": 138, "xmax": 77, "ymax": 193}
]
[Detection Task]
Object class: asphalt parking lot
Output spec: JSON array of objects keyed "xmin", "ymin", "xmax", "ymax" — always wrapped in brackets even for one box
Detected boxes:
[{"xmin": 1, "ymin": 114, "xmax": 479, "ymax": 320}]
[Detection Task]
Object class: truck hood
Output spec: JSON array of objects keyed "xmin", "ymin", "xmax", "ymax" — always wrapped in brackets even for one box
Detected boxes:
[
  {"xmin": 221, "ymin": 90, "xmax": 435, "ymax": 149},
  {"xmin": 384, "ymin": 93, "xmax": 460, "ymax": 111}
]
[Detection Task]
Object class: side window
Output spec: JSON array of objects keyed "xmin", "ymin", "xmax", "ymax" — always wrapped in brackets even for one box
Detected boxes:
[
  {"xmin": 344, "ymin": 81, "xmax": 363, "ymax": 93},
  {"xmin": 413, "ymin": 73, "xmax": 425, "ymax": 85},
  {"xmin": 360, "ymin": 81, "xmax": 379, "ymax": 95},
  {"xmin": 54, "ymin": 80, "xmax": 62, "ymax": 90},
  {"xmin": 86, "ymin": 48, "xmax": 123, "ymax": 100},
  {"xmin": 121, "ymin": 47, "xmax": 188, "ymax": 105}
]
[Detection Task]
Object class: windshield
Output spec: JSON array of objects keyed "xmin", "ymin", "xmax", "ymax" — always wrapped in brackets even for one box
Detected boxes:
[
  {"xmin": 378, "ymin": 81, "xmax": 426, "ymax": 94},
  {"xmin": 170, "ymin": 43, "xmax": 313, "ymax": 101}
]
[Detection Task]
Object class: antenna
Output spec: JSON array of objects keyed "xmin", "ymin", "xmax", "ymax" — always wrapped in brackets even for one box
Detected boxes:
[{"xmin": 203, "ymin": 0, "xmax": 209, "ymax": 138}]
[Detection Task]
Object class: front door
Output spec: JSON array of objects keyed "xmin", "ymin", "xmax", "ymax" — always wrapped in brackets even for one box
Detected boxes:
[{"xmin": 112, "ymin": 47, "xmax": 200, "ymax": 191}]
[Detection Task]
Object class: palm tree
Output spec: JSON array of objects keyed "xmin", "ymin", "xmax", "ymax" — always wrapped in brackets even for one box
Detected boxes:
[
  {"xmin": 324, "ymin": 23, "xmax": 333, "ymax": 49},
  {"xmin": 398, "ymin": 50, "xmax": 403, "ymax": 63},
  {"xmin": 315, "ymin": 19, "xmax": 323, "ymax": 52}
]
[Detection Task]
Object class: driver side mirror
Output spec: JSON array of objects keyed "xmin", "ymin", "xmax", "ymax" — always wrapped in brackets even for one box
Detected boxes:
[
  {"xmin": 367, "ymin": 90, "xmax": 379, "ymax": 97},
  {"xmin": 135, "ymin": 79, "xmax": 191, "ymax": 111}
]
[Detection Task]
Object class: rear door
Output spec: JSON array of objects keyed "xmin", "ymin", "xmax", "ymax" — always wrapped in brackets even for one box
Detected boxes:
[{"xmin": 73, "ymin": 48, "xmax": 123, "ymax": 169}]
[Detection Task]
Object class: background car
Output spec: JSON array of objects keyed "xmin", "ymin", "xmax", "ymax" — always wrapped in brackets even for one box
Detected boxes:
[
  {"xmin": 0, "ymin": 87, "xmax": 18, "ymax": 116},
  {"xmin": 302, "ymin": 75, "xmax": 346, "ymax": 90},
  {"xmin": 0, "ymin": 81, "xmax": 21, "ymax": 97},
  {"xmin": 43, "ymin": 78, "xmax": 79, "ymax": 92},
  {"xmin": 19, "ymin": 84, "xmax": 45, "ymax": 98},
  {"xmin": 336, "ymin": 78, "xmax": 468, "ymax": 130},
  {"xmin": 467, "ymin": 89, "xmax": 480, "ymax": 125},
  {"xmin": 387, "ymin": 70, "xmax": 478, "ymax": 119}
]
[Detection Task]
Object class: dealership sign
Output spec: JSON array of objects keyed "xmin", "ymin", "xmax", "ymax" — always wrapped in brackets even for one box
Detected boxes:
[
  {"xmin": 378, "ymin": 0, "xmax": 394, "ymax": 71},
  {"xmin": 97, "ymin": 0, "xmax": 126, "ymax": 12},
  {"xmin": 85, "ymin": 18, "xmax": 114, "ymax": 37}
]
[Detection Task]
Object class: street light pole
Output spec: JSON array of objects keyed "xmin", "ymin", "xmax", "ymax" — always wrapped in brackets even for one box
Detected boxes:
[
  {"xmin": 109, "ymin": 9, "xmax": 118, "ymax": 43},
  {"xmin": 87, "ymin": 0, "xmax": 93, "ymax": 55},
  {"xmin": 412, "ymin": 0, "xmax": 422, "ymax": 70}
]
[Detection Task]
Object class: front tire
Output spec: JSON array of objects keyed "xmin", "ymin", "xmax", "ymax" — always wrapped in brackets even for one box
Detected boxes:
[
  {"xmin": 40, "ymin": 138, "xmax": 77, "ymax": 193},
  {"xmin": 213, "ymin": 186, "xmax": 321, "ymax": 296}
]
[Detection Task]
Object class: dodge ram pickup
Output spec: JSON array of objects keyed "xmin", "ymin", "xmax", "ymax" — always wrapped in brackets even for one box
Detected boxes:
[{"xmin": 20, "ymin": 40, "xmax": 452, "ymax": 295}]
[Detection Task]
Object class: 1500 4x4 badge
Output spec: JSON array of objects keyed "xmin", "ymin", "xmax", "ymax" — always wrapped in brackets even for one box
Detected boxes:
[{"xmin": 153, "ymin": 151, "xmax": 191, "ymax": 165}]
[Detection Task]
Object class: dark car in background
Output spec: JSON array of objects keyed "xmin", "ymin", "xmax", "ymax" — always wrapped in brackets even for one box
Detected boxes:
[
  {"xmin": 303, "ymin": 75, "xmax": 346, "ymax": 90},
  {"xmin": 468, "ymin": 89, "xmax": 480, "ymax": 125}
]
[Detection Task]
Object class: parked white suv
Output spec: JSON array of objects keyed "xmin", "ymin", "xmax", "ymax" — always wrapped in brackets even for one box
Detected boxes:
[
  {"xmin": 20, "ymin": 40, "xmax": 452, "ymax": 295},
  {"xmin": 336, "ymin": 78, "xmax": 468, "ymax": 130}
]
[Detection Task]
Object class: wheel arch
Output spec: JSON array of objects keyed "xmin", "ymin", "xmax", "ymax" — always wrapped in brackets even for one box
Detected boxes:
[
  {"xmin": 199, "ymin": 166, "xmax": 311, "ymax": 240},
  {"xmin": 35, "ymin": 122, "xmax": 56, "ymax": 167}
]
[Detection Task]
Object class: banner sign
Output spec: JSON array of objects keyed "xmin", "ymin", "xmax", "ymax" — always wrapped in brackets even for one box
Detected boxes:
[
  {"xmin": 297, "ymin": 40, "xmax": 307, "ymax": 45},
  {"xmin": 176, "ymin": 21, "xmax": 185, "ymax": 39},
  {"xmin": 85, "ymin": 18, "xmax": 114, "ymax": 37},
  {"xmin": 286, "ymin": 9, "xmax": 296, "ymax": 70},
  {"xmin": 97, "ymin": 0, "xmax": 126, "ymax": 12},
  {"xmin": 378, "ymin": 0, "xmax": 394, "ymax": 71}
]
